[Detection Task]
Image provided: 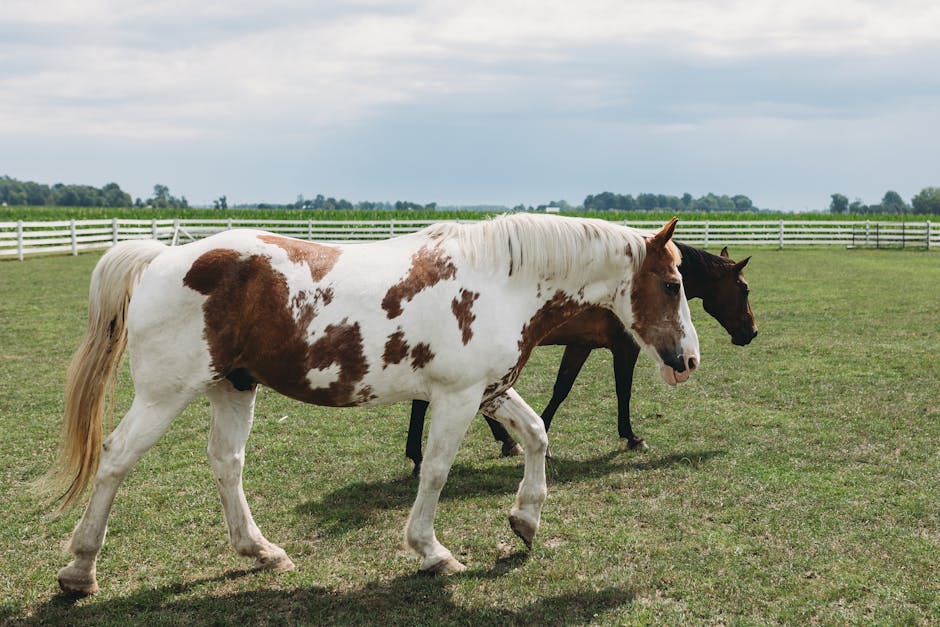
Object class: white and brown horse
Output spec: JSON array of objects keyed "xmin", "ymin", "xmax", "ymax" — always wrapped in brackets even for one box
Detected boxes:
[{"xmin": 50, "ymin": 213, "xmax": 699, "ymax": 594}]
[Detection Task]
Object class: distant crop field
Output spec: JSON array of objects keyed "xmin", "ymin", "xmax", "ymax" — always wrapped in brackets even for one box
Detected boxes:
[
  {"xmin": 1, "ymin": 247, "xmax": 938, "ymax": 624},
  {"xmin": 0, "ymin": 205, "xmax": 926, "ymax": 223}
]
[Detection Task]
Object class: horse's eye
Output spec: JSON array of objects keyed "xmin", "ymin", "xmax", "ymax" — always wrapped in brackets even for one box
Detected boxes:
[{"xmin": 664, "ymin": 281, "xmax": 680, "ymax": 296}]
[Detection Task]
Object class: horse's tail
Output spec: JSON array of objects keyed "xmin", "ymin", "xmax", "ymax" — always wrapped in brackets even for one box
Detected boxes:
[{"xmin": 49, "ymin": 239, "xmax": 167, "ymax": 511}]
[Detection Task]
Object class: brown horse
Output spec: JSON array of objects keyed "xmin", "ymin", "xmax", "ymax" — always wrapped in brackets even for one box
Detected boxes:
[{"xmin": 406, "ymin": 242, "xmax": 756, "ymax": 473}]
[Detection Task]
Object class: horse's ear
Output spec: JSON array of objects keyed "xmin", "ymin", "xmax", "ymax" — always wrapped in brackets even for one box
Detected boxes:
[
  {"xmin": 720, "ymin": 246, "xmax": 730, "ymax": 258},
  {"xmin": 734, "ymin": 256, "xmax": 751, "ymax": 272},
  {"xmin": 649, "ymin": 217, "xmax": 679, "ymax": 248}
]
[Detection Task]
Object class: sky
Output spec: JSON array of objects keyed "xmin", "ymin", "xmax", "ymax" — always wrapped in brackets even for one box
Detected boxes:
[{"xmin": 2, "ymin": 1, "xmax": 939, "ymax": 211}]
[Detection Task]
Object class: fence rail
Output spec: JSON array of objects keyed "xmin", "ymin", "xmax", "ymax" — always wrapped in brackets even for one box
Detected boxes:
[{"xmin": 0, "ymin": 218, "xmax": 936, "ymax": 260}]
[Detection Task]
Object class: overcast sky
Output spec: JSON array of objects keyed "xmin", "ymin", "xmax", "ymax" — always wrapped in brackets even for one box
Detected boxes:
[{"xmin": 2, "ymin": 1, "xmax": 938, "ymax": 210}]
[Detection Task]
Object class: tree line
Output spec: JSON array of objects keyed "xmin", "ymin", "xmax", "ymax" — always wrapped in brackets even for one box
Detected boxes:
[
  {"xmin": 577, "ymin": 192, "xmax": 759, "ymax": 213},
  {"xmin": 268, "ymin": 194, "xmax": 438, "ymax": 212},
  {"xmin": 5, "ymin": 174, "xmax": 940, "ymax": 215},
  {"xmin": 829, "ymin": 189, "xmax": 940, "ymax": 215},
  {"xmin": 0, "ymin": 176, "xmax": 132, "ymax": 207},
  {"xmin": 0, "ymin": 177, "xmax": 189, "ymax": 209}
]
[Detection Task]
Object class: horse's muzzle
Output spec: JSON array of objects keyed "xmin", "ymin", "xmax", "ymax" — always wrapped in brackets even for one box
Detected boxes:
[
  {"xmin": 659, "ymin": 351, "xmax": 699, "ymax": 386},
  {"xmin": 731, "ymin": 327, "xmax": 758, "ymax": 346}
]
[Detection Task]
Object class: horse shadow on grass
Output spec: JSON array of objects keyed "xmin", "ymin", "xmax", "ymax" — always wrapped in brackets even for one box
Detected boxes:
[
  {"xmin": 18, "ymin": 562, "xmax": 637, "ymax": 626},
  {"xmin": 296, "ymin": 448, "xmax": 725, "ymax": 537}
]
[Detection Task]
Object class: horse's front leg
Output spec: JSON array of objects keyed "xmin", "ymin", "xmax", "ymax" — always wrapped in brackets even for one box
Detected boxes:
[
  {"xmin": 482, "ymin": 415, "xmax": 523, "ymax": 457},
  {"xmin": 404, "ymin": 385, "xmax": 482, "ymax": 575},
  {"xmin": 612, "ymin": 341, "xmax": 647, "ymax": 450},
  {"xmin": 406, "ymin": 400, "xmax": 431, "ymax": 476},
  {"xmin": 483, "ymin": 388, "xmax": 549, "ymax": 550}
]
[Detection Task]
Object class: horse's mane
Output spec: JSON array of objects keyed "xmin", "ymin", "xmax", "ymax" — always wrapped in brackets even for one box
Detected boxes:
[
  {"xmin": 423, "ymin": 213, "xmax": 648, "ymax": 281},
  {"xmin": 674, "ymin": 241, "xmax": 734, "ymax": 279}
]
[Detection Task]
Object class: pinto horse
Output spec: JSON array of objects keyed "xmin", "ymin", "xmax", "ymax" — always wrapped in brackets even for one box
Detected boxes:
[
  {"xmin": 406, "ymin": 243, "xmax": 756, "ymax": 473},
  {"xmin": 50, "ymin": 213, "xmax": 699, "ymax": 594}
]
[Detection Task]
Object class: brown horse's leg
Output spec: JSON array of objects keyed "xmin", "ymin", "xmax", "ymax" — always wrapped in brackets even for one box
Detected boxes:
[
  {"xmin": 612, "ymin": 341, "xmax": 647, "ymax": 450},
  {"xmin": 541, "ymin": 345, "xmax": 592, "ymax": 432},
  {"xmin": 406, "ymin": 400, "xmax": 430, "ymax": 476},
  {"xmin": 482, "ymin": 415, "xmax": 522, "ymax": 457}
]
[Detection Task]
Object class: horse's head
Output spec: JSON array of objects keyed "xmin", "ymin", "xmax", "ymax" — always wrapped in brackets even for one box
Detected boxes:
[
  {"xmin": 700, "ymin": 247, "xmax": 758, "ymax": 346},
  {"xmin": 619, "ymin": 218, "xmax": 700, "ymax": 386}
]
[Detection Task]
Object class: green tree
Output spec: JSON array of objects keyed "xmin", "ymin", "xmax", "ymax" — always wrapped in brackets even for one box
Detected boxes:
[
  {"xmin": 911, "ymin": 187, "xmax": 940, "ymax": 214},
  {"xmin": 881, "ymin": 190, "xmax": 907, "ymax": 213},
  {"xmin": 829, "ymin": 193, "xmax": 849, "ymax": 214}
]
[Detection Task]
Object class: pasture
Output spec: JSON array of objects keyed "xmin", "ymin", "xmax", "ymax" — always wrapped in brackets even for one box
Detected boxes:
[{"xmin": 1, "ymin": 246, "xmax": 938, "ymax": 624}]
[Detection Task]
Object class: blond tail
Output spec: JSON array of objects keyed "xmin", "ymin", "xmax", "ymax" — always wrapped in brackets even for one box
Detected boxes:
[{"xmin": 48, "ymin": 239, "xmax": 167, "ymax": 511}]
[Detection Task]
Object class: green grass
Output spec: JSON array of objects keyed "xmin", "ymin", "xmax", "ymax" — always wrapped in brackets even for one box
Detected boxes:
[{"xmin": 1, "ymin": 247, "xmax": 939, "ymax": 625}]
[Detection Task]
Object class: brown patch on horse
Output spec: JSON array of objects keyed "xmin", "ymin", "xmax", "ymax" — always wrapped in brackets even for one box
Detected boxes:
[
  {"xmin": 484, "ymin": 291, "xmax": 589, "ymax": 401},
  {"xmin": 258, "ymin": 234, "xmax": 341, "ymax": 282},
  {"xmin": 410, "ymin": 343, "xmax": 435, "ymax": 369},
  {"xmin": 383, "ymin": 330, "xmax": 410, "ymax": 367},
  {"xmin": 183, "ymin": 249, "xmax": 369, "ymax": 407},
  {"xmin": 356, "ymin": 385, "xmax": 377, "ymax": 404},
  {"xmin": 383, "ymin": 244, "xmax": 457, "ymax": 319},
  {"xmin": 451, "ymin": 289, "xmax": 480, "ymax": 345}
]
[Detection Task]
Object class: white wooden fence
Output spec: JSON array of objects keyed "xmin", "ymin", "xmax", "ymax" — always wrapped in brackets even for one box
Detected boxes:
[{"xmin": 1, "ymin": 217, "xmax": 936, "ymax": 260}]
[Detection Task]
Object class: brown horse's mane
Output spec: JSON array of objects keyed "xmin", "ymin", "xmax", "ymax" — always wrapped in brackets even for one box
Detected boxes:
[{"xmin": 674, "ymin": 241, "xmax": 735, "ymax": 281}]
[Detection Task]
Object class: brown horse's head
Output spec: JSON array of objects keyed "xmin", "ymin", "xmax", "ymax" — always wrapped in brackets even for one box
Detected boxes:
[
  {"xmin": 622, "ymin": 218, "xmax": 700, "ymax": 386},
  {"xmin": 699, "ymin": 247, "xmax": 758, "ymax": 346}
]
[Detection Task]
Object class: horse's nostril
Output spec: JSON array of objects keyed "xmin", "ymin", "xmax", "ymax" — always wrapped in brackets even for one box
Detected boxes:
[{"xmin": 688, "ymin": 357, "xmax": 697, "ymax": 371}]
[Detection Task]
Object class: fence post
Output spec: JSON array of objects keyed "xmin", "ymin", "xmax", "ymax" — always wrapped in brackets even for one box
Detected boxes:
[
  {"xmin": 70, "ymin": 219, "xmax": 78, "ymax": 255},
  {"xmin": 112, "ymin": 218, "xmax": 118, "ymax": 246},
  {"xmin": 17, "ymin": 220, "xmax": 23, "ymax": 261},
  {"xmin": 151, "ymin": 219, "xmax": 158, "ymax": 241},
  {"xmin": 865, "ymin": 220, "xmax": 870, "ymax": 247},
  {"xmin": 779, "ymin": 221, "xmax": 784, "ymax": 249},
  {"xmin": 308, "ymin": 219, "xmax": 313, "ymax": 241},
  {"xmin": 227, "ymin": 218, "xmax": 233, "ymax": 230},
  {"xmin": 704, "ymin": 221, "xmax": 709, "ymax": 247},
  {"xmin": 928, "ymin": 221, "xmax": 932, "ymax": 250}
]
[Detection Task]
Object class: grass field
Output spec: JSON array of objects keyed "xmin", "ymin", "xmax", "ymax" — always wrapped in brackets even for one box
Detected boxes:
[{"xmin": 1, "ymin": 246, "xmax": 938, "ymax": 625}]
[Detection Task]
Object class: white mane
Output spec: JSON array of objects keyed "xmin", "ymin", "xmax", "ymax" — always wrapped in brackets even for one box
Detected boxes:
[{"xmin": 423, "ymin": 213, "xmax": 648, "ymax": 282}]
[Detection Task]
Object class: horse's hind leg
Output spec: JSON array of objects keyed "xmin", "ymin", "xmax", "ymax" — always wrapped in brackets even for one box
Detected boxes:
[
  {"xmin": 58, "ymin": 393, "xmax": 191, "ymax": 595},
  {"xmin": 206, "ymin": 383, "xmax": 294, "ymax": 572},
  {"xmin": 483, "ymin": 388, "xmax": 549, "ymax": 551}
]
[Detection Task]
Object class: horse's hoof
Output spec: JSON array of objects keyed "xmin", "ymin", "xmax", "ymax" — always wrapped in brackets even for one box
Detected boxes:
[
  {"xmin": 57, "ymin": 565, "xmax": 98, "ymax": 596},
  {"xmin": 629, "ymin": 438, "xmax": 649, "ymax": 452},
  {"xmin": 255, "ymin": 551, "xmax": 296, "ymax": 573},
  {"xmin": 501, "ymin": 442, "xmax": 523, "ymax": 457},
  {"xmin": 420, "ymin": 555, "xmax": 466, "ymax": 576},
  {"xmin": 509, "ymin": 514, "xmax": 536, "ymax": 550}
]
